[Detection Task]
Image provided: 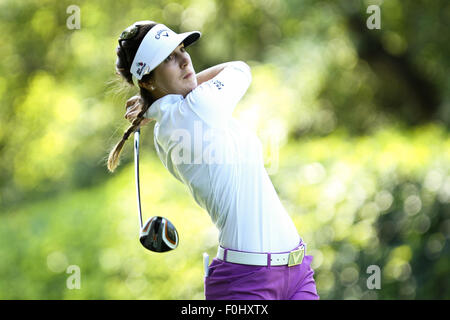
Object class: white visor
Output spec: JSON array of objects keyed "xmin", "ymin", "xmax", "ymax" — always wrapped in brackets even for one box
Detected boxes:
[{"xmin": 130, "ymin": 24, "xmax": 201, "ymax": 86}]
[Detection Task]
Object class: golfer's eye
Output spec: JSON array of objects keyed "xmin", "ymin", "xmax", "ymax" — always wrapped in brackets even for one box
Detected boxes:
[{"xmin": 165, "ymin": 54, "xmax": 174, "ymax": 62}]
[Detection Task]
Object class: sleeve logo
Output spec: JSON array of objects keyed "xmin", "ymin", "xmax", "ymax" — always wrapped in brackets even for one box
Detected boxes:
[{"xmin": 212, "ymin": 80, "xmax": 224, "ymax": 90}]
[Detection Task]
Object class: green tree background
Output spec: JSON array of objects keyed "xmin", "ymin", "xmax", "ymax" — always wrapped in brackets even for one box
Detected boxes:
[{"xmin": 0, "ymin": 0, "xmax": 449, "ymax": 299}]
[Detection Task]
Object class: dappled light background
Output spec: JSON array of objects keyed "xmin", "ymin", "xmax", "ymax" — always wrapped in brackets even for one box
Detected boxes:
[{"xmin": 0, "ymin": 0, "xmax": 449, "ymax": 299}]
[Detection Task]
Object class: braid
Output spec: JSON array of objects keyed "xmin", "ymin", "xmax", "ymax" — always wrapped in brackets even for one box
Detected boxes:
[
  {"xmin": 107, "ymin": 22, "xmax": 158, "ymax": 173},
  {"xmin": 122, "ymin": 106, "xmax": 151, "ymax": 142},
  {"xmin": 107, "ymin": 84, "xmax": 154, "ymax": 173}
]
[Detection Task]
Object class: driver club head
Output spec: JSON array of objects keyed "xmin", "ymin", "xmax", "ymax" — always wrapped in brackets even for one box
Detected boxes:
[{"xmin": 139, "ymin": 216, "xmax": 179, "ymax": 252}]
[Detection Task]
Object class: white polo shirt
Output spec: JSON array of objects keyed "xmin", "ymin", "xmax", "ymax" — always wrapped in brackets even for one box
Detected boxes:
[{"xmin": 145, "ymin": 61, "xmax": 300, "ymax": 253}]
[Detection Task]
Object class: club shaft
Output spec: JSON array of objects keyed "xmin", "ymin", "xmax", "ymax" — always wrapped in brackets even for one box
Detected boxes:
[{"xmin": 134, "ymin": 128, "xmax": 143, "ymax": 229}]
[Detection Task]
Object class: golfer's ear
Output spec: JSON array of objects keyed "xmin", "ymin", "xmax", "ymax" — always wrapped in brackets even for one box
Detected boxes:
[
  {"xmin": 139, "ymin": 71, "xmax": 156, "ymax": 90},
  {"xmin": 140, "ymin": 79, "xmax": 154, "ymax": 91}
]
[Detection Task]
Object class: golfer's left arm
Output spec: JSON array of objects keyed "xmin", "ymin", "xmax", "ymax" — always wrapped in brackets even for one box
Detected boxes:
[
  {"xmin": 196, "ymin": 61, "xmax": 250, "ymax": 86},
  {"xmin": 187, "ymin": 61, "xmax": 252, "ymax": 123}
]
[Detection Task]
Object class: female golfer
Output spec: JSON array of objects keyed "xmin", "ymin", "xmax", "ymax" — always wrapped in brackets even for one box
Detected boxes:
[{"xmin": 108, "ymin": 20, "xmax": 319, "ymax": 300}]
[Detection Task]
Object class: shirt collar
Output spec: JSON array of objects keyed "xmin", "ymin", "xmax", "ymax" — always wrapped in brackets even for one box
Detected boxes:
[{"xmin": 145, "ymin": 94, "xmax": 183, "ymax": 121}]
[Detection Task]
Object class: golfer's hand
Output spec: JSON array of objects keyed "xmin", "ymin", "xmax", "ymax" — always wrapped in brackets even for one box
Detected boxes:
[{"xmin": 124, "ymin": 95, "xmax": 151, "ymax": 126}]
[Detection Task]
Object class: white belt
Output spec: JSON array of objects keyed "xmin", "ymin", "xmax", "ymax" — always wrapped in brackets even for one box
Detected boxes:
[{"xmin": 217, "ymin": 243, "xmax": 306, "ymax": 267}]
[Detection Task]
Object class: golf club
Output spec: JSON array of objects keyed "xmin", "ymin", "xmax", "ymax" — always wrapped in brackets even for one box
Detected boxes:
[{"xmin": 134, "ymin": 128, "xmax": 179, "ymax": 252}]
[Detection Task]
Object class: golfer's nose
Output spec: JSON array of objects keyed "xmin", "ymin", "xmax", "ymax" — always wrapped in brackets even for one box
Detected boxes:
[{"xmin": 180, "ymin": 53, "xmax": 189, "ymax": 69}]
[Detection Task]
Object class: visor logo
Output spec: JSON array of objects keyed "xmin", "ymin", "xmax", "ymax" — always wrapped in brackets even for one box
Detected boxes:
[
  {"xmin": 136, "ymin": 62, "xmax": 146, "ymax": 76},
  {"xmin": 155, "ymin": 29, "xmax": 169, "ymax": 39}
]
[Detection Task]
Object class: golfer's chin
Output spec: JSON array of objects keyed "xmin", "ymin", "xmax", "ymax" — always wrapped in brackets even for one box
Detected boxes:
[{"xmin": 180, "ymin": 80, "xmax": 198, "ymax": 98}]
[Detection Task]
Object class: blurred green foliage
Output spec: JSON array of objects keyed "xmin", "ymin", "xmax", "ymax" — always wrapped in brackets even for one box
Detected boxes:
[{"xmin": 0, "ymin": 0, "xmax": 449, "ymax": 299}]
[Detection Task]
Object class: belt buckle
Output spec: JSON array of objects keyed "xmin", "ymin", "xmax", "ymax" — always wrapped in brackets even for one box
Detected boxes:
[{"xmin": 288, "ymin": 246, "xmax": 304, "ymax": 267}]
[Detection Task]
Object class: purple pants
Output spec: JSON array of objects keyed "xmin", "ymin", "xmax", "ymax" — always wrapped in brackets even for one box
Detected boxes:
[{"xmin": 204, "ymin": 245, "xmax": 319, "ymax": 300}]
